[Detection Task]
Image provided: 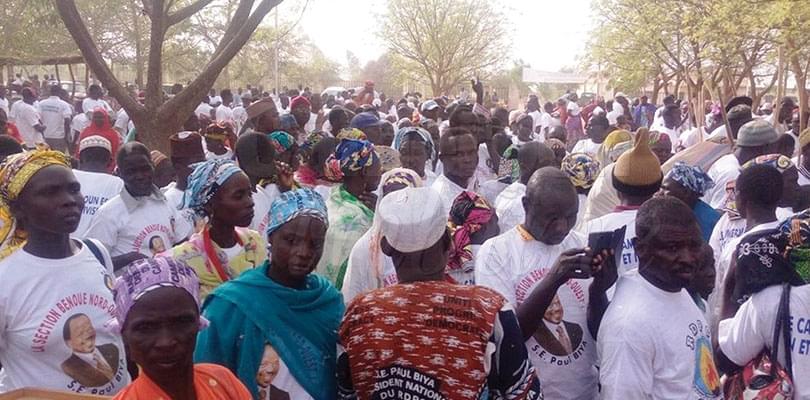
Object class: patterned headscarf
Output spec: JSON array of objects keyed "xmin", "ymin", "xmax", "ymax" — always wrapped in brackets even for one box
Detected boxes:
[
  {"xmin": 447, "ymin": 191, "xmax": 495, "ymax": 272},
  {"xmin": 665, "ymin": 162, "xmax": 715, "ymax": 196},
  {"xmin": 280, "ymin": 114, "xmax": 299, "ymax": 131},
  {"xmin": 301, "ymin": 131, "xmax": 326, "ymax": 153},
  {"xmin": 392, "ymin": 126, "xmax": 436, "ymax": 162},
  {"xmin": 0, "ymin": 150, "xmax": 71, "ymax": 260},
  {"xmin": 336, "ymin": 128, "xmax": 367, "ymax": 141},
  {"xmin": 324, "ymin": 138, "xmax": 379, "ymax": 181},
  {"xmin": 107, "ymin": 257, "xmax": 207, "ymax": 333},
  {"xmin": 268, "ymin": 131, "xmax": 295, "ymax": 155},
  {"xmin": 500, "ymin": 144, "xmax": 520, "ymax": 182},
  {"xmin": 733, "ymin": 223, "xmax": 807, "ymax": 306},
  {"xmin": 597, "ymin": 129, "xmax": 632, "ymax": 167},
  {"xmin": 181, "ymin": 159, "xmax": 244, "ymax": 216},
  {"xmin": 740, "ymin": 153, "xmax": 795, "ymax": 173},
  {"xmin": 266, "ymin": 188, "xmax": 329, "ymax": 238},
  {"xmin": 204, "ymin": 121, "xmax": 232, "ymax": 141},
  {"xmin": 561, "ymin": 152, "xmax": 601, "ymax": 190}
]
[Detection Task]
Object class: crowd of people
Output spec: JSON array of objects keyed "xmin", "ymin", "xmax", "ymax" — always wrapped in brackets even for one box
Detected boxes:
[{"xmin": 0, "ymin": 74, "xmax": 809, "ymax": 400}]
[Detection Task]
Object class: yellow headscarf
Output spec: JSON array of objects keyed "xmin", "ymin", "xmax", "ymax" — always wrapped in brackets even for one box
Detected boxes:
[
  {"xmin": 0, "ymin": 150, "xmax": 72, "ymax": 260},
  {"xmin": 596, "ymin": 129, "xmax": 633, "ymax": 168}
]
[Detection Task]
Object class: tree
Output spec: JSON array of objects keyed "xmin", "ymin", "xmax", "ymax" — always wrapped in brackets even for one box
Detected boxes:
[
  {"xmin": 55, "ymin": 0, "xmax": 283, "ymax": 152},
  {"xmin": 378, "ymin": 0, "xmax": 509, "ymax": 96}
]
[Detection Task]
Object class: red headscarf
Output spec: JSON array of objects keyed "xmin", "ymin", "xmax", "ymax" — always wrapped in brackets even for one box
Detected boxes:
[{"xmin": 76, "ymin": 108, "xmax": 122, "ymax": 169}]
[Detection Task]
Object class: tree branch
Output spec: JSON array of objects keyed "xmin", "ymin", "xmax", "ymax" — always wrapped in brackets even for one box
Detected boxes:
[
  {"xmin": 166, "ymin": 0, "xmax": 215, "ymax": 26},
  {"xmin": 54, "ymin": 0, "xmax": 144, "ymax": 117}
]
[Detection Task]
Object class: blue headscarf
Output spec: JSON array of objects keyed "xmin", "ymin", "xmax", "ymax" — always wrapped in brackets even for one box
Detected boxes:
[
  {"xmin": 334, "ymin": 138, "xmax": 378, "ymax": 174},
  {"xmin": 393, "ymin": 126, "xmax": 435, "ymax": 162},
  {"xmin": 666, "ymin": 161, "xmax": 715, "ymax": 196},
  {"xmin": 266, "ymin": 188, "xmax": 329, "ymax": 238},
  {"xmin": 182, "ymin": 159, "xmax": 244, "ymax": 216},
  {"xmin": 279, "ymin": 114, "xmax": 299, "ymax": 131}
]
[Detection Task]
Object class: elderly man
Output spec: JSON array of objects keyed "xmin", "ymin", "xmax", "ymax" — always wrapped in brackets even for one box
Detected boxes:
[
  {"xmin": 245, "ymin": 98, "xmax": 281, "ymax": 134},
  {"xmin": 598, "ymin": 196, "xmax": 721, "ymax": 399},
  {"xmin": 338, "ymin": 187, "xmax": 542, "ymax": 399}
]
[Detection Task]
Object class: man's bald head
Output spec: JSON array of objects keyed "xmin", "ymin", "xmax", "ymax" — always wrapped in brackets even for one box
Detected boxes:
[
  {"xmin": 523, "ymin": 167, "xmax": 579, "ymax": 244},
  {"xmin": 518, "ymin": 142, "xmax": 555, "ymax": 184}
]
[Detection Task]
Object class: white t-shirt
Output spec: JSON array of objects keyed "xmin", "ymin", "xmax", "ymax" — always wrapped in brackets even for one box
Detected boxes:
[
  {"xmin": 72, "ymin": 170, "xmax": 124, "ymax": 239},
  {"xmin": 680, "ymin": 126, "xmax": 710, "ymax": 150},
  {"xmin": 37, "ymin": 96, "xmax": 72, "ymax": 139},
  {"xmin": 84, "ymin": 189, "xmax": 181, "ymax": 257},
  {"xmin": 528, "ymin": 110, "xmax": 551, "ymax": 137},
  {"xmin": 305, "ymin": 112, "xmax": 317, "ymax": 134},
  {"xmin": 475, "ymin": 143, "xmax": 497, "ymax": 184},
  {"xmin": 81, "ymin": 98, "xmax": 112, "ymax": 115},
  {"xmin": 71, "ymin": 113, "xmax": 90, "ymax": 137},
  {"xmin": 494, "ymin": 182, "xmax": 526, "ymax": 233},
  {"xmin": 0, "ymin": 97, "xmax": 8, "ymax": 115},
  {"xmin": 719, "ymin": 284, "xmax": 810, "ymax": 399},
  {"xmin": 214, "ymin": 105, "xmax": 233, "ymax": 122},
  {"xmin": 232, "ymin": 106, "xmax": 247, "ymax": 134},
  {"xmin": 205, "ymin": 147, "xmax": 233, "ymax": 161},
  {"xmin": 598, "ymin": 270, "xmax": 721, "ymax": 399},
  {"xmin": 571, "ymin": 139, "xmax": 601, "ymax": 156},
  {"xmin": 476, "ymin": 229, "xmax": 598, "ymax": 399},
  {"xmin": 430, "ymin": 173, "xmax": 477, "ymax": 213},
  {"xmin": 0, "ymin": 242, "xmax": 130, "ymax": 395},
  {"xmin": 10, "ymin": 100, "xmax": 43, "ymax": 146},
  {"xmin": 708, "ymin": 213, "xmax": 746, "ymax": 270},
  {"xmin": 580, "ymin": 209, "xmax": 639, "ymax": 275},
  {"xmin": 342, "ymin": 229, "xmax": 398, "ymax": 305},
  {"xmin": 250, "ymin": 184, "xmax": 282, "ymax": 234},
  {"xmin": 195, "ymin": 103, "xmax": 213, "ymax": 119},
  {"xmin": 162, "ymin": 183, "xmax": 196, "ymax": 242},
  {"xmin": 113, "ymin": 109, "xmax": 129, "ymax": 136},
  {"xmin": 478, "ymin": 179, "xmax": 509, "ymax": 206},
  {"xmin": 703, "ymin": 154, "xmax": 740, "ymax": 209}
]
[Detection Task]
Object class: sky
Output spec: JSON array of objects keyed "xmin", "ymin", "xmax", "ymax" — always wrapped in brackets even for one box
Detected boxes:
[{"xmin": 277, "ymin": 0, "xmax": 593, "ymax": 74}]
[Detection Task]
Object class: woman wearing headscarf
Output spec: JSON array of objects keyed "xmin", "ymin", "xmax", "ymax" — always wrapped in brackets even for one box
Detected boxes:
[
  {"xmin": 168, "ymin": 159, "xmax": 267, "ymax": 299},
  {"xmin": 561, "ymin": 152, "xmax": 600, "ymax": 231},
  {"xmin": 342, "ymin": 168, "xmax": 422, "ymax": 303},
  {"xmin": 446, "ymin": 191, "xmax": 499, "ymax": 285},
  {"xmin": 111, "ymin": 258, "xmax": 250, "ymax": 399},
  {"xmin": 392, "ymin": 126, "xmax": 436, "ymax": 185},
  {"xmin": 316, "ymin": 132, "xmax": 381, "ymax": 289},
  {"xmin": 295, "ymin": 132, "xmax": 340, "ymax": 200},
  {"xmin": 202, "ymin": 121, "xmax": 236, "ymax": 161},
  {"xmin": 717, "ymin": 211, "xmax": 810, "ymax": 397},
  {"xmin": 0, "ymin": 150, "xmax": 130, "ymax": 394},
  {"xmin": 267, "ymin": 130, "xmax": 300, "ymax": 192},
  {"xmin": 195, "ymin": 188, "xmax": 344, "ymax": 400},
  {"xmin": 75, "ymin": 107, "xmax": 121, "ymax": 170},
  {"xmin": 659, "ymin": 162, "xmax": 719, "ymax": 242}
]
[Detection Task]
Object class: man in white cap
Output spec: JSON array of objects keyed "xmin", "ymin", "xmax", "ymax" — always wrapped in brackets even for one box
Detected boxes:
[
  {"xmin": 72, "ymin": 135, "xmax": 124, "ymax": 238},
  {"xmin": 337, "ymin": 187, "xmax": 542, "ymax": 400}
]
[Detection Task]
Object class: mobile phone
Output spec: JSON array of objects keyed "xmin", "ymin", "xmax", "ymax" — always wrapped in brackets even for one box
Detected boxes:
[{"xmin": 588, "ymin": 225, "xmax": 627, "ymax": 268}]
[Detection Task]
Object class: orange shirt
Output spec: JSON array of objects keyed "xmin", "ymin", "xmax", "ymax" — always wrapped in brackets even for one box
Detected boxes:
[{"xmin": 113, "ymin": 363, "xmax": 250, "ymax": 400}]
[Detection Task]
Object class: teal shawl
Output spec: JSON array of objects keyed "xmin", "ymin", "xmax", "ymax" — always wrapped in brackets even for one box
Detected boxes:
[{"xmin": 194, "ymin": 262, "xmax": 344, "ymax": 399}]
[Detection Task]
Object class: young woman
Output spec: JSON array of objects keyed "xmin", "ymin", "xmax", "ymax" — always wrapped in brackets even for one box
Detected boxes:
[
  {"xmin": 316, "ymin": 132, "xmax": 381, "ymax": 289},
  {"xmin": 0, "ymin": 150, "xmax": 130, "ymax": 394},
  {"xmin": 111, "ymin": 258, "xmax": 250, "ymax": 399},
  {"xmin": 169, "ymin": 159, "xmax": 267, "ymax": 299},
  {"xmin": 195, "ymin": 188, "xmax": 343, "ymax": 399}
]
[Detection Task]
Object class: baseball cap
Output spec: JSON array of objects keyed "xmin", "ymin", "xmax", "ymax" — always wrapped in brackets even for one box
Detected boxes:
[
  {"xmin": 420, "ymin": 100, "xmax": 439, "ymax": 112},
  {"xmin": 351, "ymin": 112, "xmax": 382, "ymax": 129}
]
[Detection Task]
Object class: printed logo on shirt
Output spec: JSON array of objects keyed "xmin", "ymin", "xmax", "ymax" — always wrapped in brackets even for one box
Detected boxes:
[
  {"xmin": 31, "ymin": 294, "xmax": 126, "ymax": 395},
  {"xmin": 687, "ymin": 321, "xmax": 720, "ymax": 398},
  {"xmin": 794, "ymin": 316, "xmax": 810, "ymax": 355},
  {"xmin": 257, "ymin": 344, "xmax": 290, "ymax": 400},
  {"xmin": 515, "ymin": 269, "xmax": 589, "ymax": 366},
  {"xmin": 132, "ymin": 224, "xmax": 171, "ymax": 255},
  {"xmin": 82, "ymin": 194, "xmax": 112, "ymax": 217},
  {"xmin": 371, "ymin": 365, "xmax": 447, "ymax": 400}
]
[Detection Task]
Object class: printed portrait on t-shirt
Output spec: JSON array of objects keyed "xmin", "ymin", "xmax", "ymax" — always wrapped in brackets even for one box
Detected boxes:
[
  {"xmin": 148, "ymin": 235, "xmax": 166, "ymax": 255},
  {"xmin": 257, "ymin": 344, "xmax": 290, "ymax": 400},
  {"xmin": 533, "ymin": 294, "xmax": 583, "ymax": 356},
  {"xmin": 60, "ymin": 313, "xmax": 119, "ymax": 387}
]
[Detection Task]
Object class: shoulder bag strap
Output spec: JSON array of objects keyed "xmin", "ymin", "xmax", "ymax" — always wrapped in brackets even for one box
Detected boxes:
[{"xmin": 780, "ymin": 283, "xmax": 793, "ymax": 378}]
